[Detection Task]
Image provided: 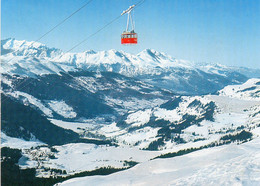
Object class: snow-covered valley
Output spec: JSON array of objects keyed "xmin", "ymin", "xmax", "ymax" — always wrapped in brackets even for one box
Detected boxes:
[
  {"xmin": 1, "ymin": 38, "xmax": 260, "ymax": 185},
  {"xmin": 2, "ymin": 77, "xmax": 260, "ymax": 183}
]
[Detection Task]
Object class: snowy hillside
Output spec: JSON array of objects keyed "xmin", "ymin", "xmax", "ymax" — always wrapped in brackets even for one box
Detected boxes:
[
  {"xmin": 59, "ymin": 137, "xmax": 260, "ymax": 186},
  {"xmin": 1, "ymin": 71, "xmax": 172, "ymax": 120},
  {"xmin": 2, "ymin": 38, "xmax": 257, "ymax": 94},
  {"xmin": 83, "ymin": 79, "xmax": 260, "ymax": 151},
  {"xmin": 5, "ymin": 78, "xmax": 258, "ymax": 179},
  {"xmin": 1, "ymin": 71, "xmax": 175, "ymax": 150},
  {"xmin": 219, "ymin": 78, "xmax": 260, "ymax": 100}
]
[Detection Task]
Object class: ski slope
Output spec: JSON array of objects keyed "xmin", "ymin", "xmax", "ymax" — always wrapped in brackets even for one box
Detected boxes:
[{"xmin": 59, "ymin": 137, "xmax": 260, "ymax": 186}]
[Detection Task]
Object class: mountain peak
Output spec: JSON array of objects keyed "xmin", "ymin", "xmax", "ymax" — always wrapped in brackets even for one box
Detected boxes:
[
  {"xmin": 83, "ymin": 50, "xmax": 96, "ymax": 55},
  {"xmin": 138, "ymin": 48, "xmax": 160, "ymax": 56},
  {"xmin": 3, "ymin": 38, "xmax": 45, "ymax": 50},
  {"xmin": 1, "ymin": 38, "xmax": 62, "ymax": 58}
]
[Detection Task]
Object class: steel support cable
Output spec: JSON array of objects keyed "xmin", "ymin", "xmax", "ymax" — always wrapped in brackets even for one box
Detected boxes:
[
  {"xmin": 66, "ymin": 15, "xmax": 122, "ymax": 53},
  {"xmin": 36, "ymin": 0, "xmax": 94, "ymax": 42}
]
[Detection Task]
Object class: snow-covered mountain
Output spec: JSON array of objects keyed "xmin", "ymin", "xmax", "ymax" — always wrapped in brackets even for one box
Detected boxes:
[
  {"xmin": 2, "ymin": 38, "xmax": 259, "ymax": 95},
  {"xmin": 2, "ymin": 38, "xmax": 260, "ymax": 185},
  {"xmin": 1, "ymin": 38, "xmax": 62, "ymax": 58}
]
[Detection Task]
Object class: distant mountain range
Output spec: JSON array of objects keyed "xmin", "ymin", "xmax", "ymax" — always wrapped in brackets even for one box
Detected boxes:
[{"xmin": 2, "ymin": 38, "xmax": 260, "ymax": 95}]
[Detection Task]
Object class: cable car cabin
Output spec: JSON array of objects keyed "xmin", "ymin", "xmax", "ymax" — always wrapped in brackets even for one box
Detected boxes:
[{"xmin": 121, "ymin": 31, "xmax": 137, "ymax": 45}]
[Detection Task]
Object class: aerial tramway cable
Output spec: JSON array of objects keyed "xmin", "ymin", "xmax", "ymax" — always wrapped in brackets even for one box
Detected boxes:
[
  {"xmin": 36, "ymin": 0, "xmax": 94, "ymax": 42},
  {"xmin": 66, "ymin": 14, "xmax": 122, "ymax": 53}
]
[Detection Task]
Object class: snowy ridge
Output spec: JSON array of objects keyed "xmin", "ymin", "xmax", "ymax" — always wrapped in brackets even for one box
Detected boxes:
[
  {"xmin": 2, "ymin": 38, "xmax": 257, "ymax": 95},
  {"xmin": 1, "ymin": 38, "xmax": 194, "ymax": 77},
  {"xmin": 0, "ymin": 54, "xmax": 75, "ymax": 77},
  {"xmin": 1, "ymin": 38, "xmax": 253, "ymax": 77},
  {"xmin": 219, "ymin": 78, "xmax": 260, "ymax": 100},
  {"xmin": 2, "ymin": 38, "xmax": 61, "ymax": 58},
  {"xmin": 6, "ymin": 91, "xmax": 53, "ymax": 117}
]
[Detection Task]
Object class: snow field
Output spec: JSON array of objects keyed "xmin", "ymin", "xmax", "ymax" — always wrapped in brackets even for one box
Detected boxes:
[
  {"xmin": 1, "ymin": 132, "xmax": 45, "ymax": 149},
  {"xmin": 59, "ymin": 138, "xmax": 260, "ymax": 186},
  {"xmin": 48, "ymin": 100, "xmax": 77, "ymax": 118},
  {"xmin": 20, "ymin": 143, "xmax": 161, "ymax": 176}
]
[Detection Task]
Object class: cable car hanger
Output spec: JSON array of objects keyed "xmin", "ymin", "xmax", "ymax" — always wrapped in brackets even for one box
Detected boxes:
[{"xmin": 121, "ymin": 5, "xmax": 137, "ymax": 45}]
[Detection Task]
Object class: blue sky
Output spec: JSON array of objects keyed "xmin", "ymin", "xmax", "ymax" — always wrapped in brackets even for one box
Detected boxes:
[{"xmin": 2, "ymin": 0, "xmax": 260, "ymax": 68}]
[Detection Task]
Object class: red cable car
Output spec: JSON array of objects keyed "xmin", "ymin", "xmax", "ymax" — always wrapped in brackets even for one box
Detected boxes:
[
  {"xmin": 121, "ymin": 31, "xmax": 137, "ymax": 44},
  {"xmin": 121, "ymin": 5, "xmax": 137, "ymax": 45}
]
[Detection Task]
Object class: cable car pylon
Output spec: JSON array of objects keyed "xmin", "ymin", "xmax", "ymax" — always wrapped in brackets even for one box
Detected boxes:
[{"xmin": 121, "ymin": 5, "xmax": 137, "ymax": 45}]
